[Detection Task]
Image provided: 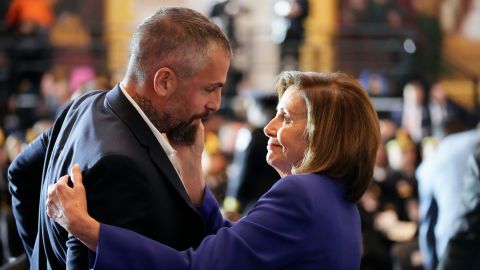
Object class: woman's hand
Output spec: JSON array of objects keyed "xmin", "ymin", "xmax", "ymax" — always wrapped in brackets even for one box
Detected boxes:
[
  {"xmin": 170, "ymin": 121, "xmax": 206, "ymax": 205},
  {"xmin": 46, "ymin": 164, "xmax": 100, "ymax": 251}
]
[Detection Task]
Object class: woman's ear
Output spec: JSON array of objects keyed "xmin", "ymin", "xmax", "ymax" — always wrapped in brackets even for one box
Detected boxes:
[{"xmin": 153, "ymin": 67, "xmax": 177, "ymax": 97}]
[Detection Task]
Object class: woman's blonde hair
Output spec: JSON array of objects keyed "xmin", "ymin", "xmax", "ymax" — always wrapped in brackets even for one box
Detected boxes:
[{"xmin": 275, "ymin": 71, "xmax": 381, "ymax": 202}]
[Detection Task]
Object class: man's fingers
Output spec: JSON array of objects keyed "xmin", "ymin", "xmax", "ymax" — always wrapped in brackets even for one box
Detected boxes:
[
  {"xmin": 47, "ymin": 183, "xmax": 56, "ymax": 197},
  {"xmin": 70, "ymin": 164, "xmax": 84, "ymax": 186},
  {"xmin": 46, "ymin": 203, "xmax": 55, "ymax": 219},
  {"xmin": 58, "ymin": 175, "xmax": 69, "ymax": 185},
  {"xmin": 46, "ymin": 184, "xmax": 59, "ymax": 219}
]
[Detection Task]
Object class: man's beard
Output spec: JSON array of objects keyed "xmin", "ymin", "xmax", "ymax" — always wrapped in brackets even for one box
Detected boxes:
[{"xmin": 167, "ymin": 111, "xmax": 210, "ymax": 145}]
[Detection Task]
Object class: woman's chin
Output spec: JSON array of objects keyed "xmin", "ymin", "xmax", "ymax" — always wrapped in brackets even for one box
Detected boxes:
[
  {"xmin": 266, "ymin": 159, "xmax": 277, "ymax": 169},
  {"xmin": 266, "ymin": 160, "xmax": 290, "ymax": 175}
]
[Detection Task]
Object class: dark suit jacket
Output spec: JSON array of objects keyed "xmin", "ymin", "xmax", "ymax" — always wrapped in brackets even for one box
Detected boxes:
[
  {"xmin": 91, "ymin": 174, "xmax": 362, "ymax": 270},
  {"xmin": 437, "ymin": 148, "xmax": 480, "ymax": 270},
  {"xmin": 8, "ymin": 86, "xmax": 206, "ymax": 269}
]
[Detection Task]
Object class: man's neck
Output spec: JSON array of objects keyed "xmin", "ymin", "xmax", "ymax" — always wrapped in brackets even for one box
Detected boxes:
[
  {"xmin": 120, "ymin": 80, "xmax": 167, "ymax": 134},
  {"xmin": 120, "ymin": 80, "xmax": 136, "ymax": 98}
]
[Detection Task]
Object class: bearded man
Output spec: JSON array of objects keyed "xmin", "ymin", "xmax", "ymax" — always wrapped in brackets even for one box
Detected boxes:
[{"xmin": 8, "ymin": 7, "xmax": 231, "ymax": 270}]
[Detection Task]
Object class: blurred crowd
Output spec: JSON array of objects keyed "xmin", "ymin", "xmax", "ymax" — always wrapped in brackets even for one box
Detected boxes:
[{"xmin": 1, "ymin": 0, "xmax": 479, "ymax": 269}]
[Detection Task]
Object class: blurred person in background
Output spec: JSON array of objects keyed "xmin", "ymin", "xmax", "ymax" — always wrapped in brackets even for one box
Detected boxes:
[
  {"xmin": 410, "ymin": 0, "xmax": 443, "ymax": 83},
  {"xmin": 384, "ymin": 130, "xmax": 420, "ymax": 223},
  {"xmin": 427, "ymin": 81, "xmax": 477, "ymax": 139},
  {"xmin": 375, "ymin": 130, "xmax": 421, "ymax": 270},
  {"xmin": 208, "ymin": 0, "xmax": 245, "ymax": 120},
  {"xmin": 358, "ymin": 143, "xmax": 396, "ymax": 270},
  {"xmin": 202, "ymin": 133, "xmax": 230, "ymax": 204},
  {"xmin": 401, "ymin": 81, "xmax": 430, "ymax": 143},
  {"xmin": 0, "ymin": 130, "xmax": 25, "ymax": 266},
  {"xmin": 5, "ymin": 0, "xmax": 55, "ymax": 130},
  {"xmin": 37, "ymin": 65, "xmax": 70, "ymax": 120},
  {"xmin": 209, "ymin": 0, "xmax": 238, "ymax": 49},
  {"xmin": 68, "ymin": 65, "xmax": 97, "ymax": 99},
  {"xmin": 224, "ymin": 93, "xmax": 279, "ymax": 215},
  {"xmin": 278, "ymin": 0, "xmax": 309, "ymax": 70},
  {"xmin": 416, "ymin": 120, "xmax": 479, "ymax": 270},
  {"xmin": 437, "ymin": 143, "xmax": 480, "ymax": 270}
]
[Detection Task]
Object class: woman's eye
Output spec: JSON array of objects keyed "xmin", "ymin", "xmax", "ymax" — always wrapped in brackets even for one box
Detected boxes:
[{"xmin": 282, "ymin": 116, "xmax": 291, "ymax": 124}]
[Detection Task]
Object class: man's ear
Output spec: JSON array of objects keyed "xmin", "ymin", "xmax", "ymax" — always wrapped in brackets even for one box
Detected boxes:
[{"xmin": 153, "ymin": 67, "xmax": 177, "ymax": 97}]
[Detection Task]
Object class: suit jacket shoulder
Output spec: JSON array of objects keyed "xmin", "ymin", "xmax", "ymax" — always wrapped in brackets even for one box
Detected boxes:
[{"xmin": 27, "ymin": 87, "xmax": 205, "ymax": 269}]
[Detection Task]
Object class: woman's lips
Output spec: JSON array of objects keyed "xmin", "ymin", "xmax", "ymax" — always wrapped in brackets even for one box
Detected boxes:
[{"xmin": 267, "ymin": 141, "xmax": 281, "ymax": 150}]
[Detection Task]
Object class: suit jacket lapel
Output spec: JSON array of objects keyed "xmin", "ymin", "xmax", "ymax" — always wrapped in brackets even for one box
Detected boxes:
[{"xmin": 104, "ymin": 86, "xmax": 195, "ymax": 208}]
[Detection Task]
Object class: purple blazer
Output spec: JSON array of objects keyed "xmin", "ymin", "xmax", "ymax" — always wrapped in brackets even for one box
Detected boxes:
[{"xmin": 90, "ymin": 173, "xmax": 361, "ymax": 270}]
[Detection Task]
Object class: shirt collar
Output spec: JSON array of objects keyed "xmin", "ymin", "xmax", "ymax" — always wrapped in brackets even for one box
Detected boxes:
[{"xmin": 119, "ymin": 83, "xmax": 177, "ymax": 157}]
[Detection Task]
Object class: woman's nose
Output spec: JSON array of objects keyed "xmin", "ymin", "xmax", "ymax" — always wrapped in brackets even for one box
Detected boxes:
[{"xmin": 264, "ymin": 118, "xmax": 277, "ymax": 138}]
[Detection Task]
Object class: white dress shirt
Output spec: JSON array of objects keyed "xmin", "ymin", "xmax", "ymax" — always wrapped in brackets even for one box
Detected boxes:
[{"xmin": 119, "ymin": 83, "xmax": 186, "ymax": 189}]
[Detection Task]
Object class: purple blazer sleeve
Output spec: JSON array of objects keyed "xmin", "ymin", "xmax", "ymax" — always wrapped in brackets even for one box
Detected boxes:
[
  {"xmin": 91, "ymin": 177, "xmax": 313, "ymax": 270},
  {"xmin": 195, "ymin": 187, "xmax": 233, "ymax": 235}
]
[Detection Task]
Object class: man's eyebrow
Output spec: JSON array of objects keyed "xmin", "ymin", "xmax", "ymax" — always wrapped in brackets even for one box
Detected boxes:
[{"xmin": 205, "ymin": 82, "xmax": 224, "ymax": 90}]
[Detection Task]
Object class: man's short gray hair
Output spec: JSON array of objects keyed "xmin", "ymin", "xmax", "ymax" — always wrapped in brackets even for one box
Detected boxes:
[{"xmin": 126, "ymin": 7, "xmax": 232, "ymax": 82}]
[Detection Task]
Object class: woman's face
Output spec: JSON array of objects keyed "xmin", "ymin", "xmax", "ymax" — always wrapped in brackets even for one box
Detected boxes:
[{"xmin": 264, "ymin": 86, "xmax": 308, "ymax": 176}]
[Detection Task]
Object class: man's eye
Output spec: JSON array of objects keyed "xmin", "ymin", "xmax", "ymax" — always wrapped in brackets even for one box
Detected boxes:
[{"xmin": 205, "ymin": 86, "xmax": 222, "ymax": 93}]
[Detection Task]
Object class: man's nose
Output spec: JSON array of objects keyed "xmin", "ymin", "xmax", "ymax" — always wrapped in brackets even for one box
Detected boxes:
[{"xmin": 206, "ymin": 90, "xmax": 222, "ymax": 112}]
